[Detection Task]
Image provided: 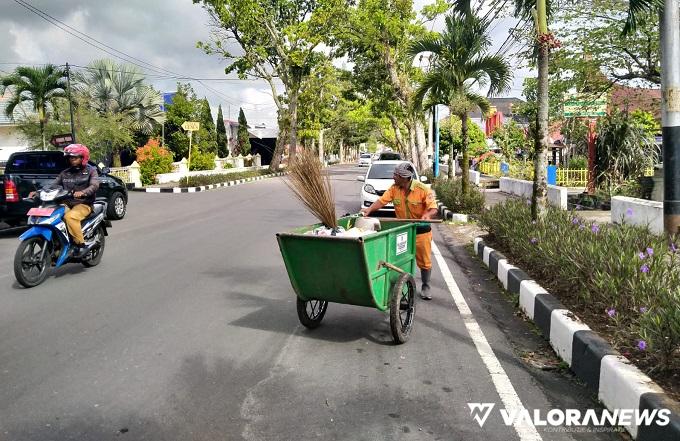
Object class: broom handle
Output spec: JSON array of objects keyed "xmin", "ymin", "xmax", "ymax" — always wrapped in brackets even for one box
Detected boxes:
[{"xmin": 368, "ymin": 217, "xmax": 443, "ymax": 224}]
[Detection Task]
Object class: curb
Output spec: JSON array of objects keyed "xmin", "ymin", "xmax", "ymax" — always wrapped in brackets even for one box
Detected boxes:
[
  {"xmin": 436, "ymin": 199, "xmax": 468, "ymax": 223},
  {"xmin": 130, "ymin": 172, "xmax": 287, "ymax": 193},
  {"xmin": 473, "ymin": 237, "xmax": 680, "ymax": 440}
]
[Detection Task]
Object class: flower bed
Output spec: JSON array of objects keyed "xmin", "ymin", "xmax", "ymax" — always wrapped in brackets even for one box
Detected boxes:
[{"xmin": 479, "ymin": 199, "xmax": 680, "ymax": 398}]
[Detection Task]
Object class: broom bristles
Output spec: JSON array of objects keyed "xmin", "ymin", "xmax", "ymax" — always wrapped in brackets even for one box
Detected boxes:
[{"xmin": 284, "ymin": 149, "xmax": 338, "ymax": 229}]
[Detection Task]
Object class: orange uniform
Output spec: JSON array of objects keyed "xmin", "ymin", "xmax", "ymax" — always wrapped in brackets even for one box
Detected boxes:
[{"xmin": 379, "ymin": 180, "xmax": 437, "ymax": 270}]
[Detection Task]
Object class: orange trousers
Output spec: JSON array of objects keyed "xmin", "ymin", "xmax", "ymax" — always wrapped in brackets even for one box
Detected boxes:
[
  {"xmin": 416, "ymin": 231, "xmax": 432, "ymax": 270},
  {"xmin": 63, "ymin": 204, "xmax": 92, "ymax": 245}
]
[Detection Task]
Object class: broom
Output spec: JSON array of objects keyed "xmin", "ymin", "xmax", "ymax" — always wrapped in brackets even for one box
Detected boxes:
[{"xmin": 284, "ymin": 148, "xmax": 338, "ymax": 230}]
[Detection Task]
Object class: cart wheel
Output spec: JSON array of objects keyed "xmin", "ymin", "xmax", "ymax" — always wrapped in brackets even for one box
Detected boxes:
[
  {"xmin": 296, "ymin": 298, "xmax": 328, "ymax": 329},
  {"xmin": 389, "ymin": 273, "xmax": 416, "ymax": 344}
]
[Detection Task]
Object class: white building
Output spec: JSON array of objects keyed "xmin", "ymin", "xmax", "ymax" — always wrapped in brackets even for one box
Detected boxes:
[{"xmin": 0, "ymin": 91, "xmax": 29, "ymax": 162}]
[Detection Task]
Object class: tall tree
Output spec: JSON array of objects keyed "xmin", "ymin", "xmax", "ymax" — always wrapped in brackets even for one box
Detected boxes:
[
  {"xmin": 164, "ymin": 83, "xmax": 198, "ymax": 161},
  {"xmin": 196, "ymin": 98, "xmax": 218, "ymax": 154},
  {"xmin": 339, "ymin": 0, "xmax": 433, "ymax": 170},
  {"xmin": 411, "ymin": 12, "xmax": 511, "ymax": 191},
  {"xmin": 195, "ymin": 0, "xmax": 347, "ymax": 170},
  {"xmin": 74, "ymin": 59, "xmax": 165, "ymax": 165},
  {"xmin": 216, "ymin": 104, "xmax": 229, "ymax": 157},
  {"xmin": 237, "ymin": 107, "xmax": 251, "ymax": 156},
  {"xmin": 0, "ymin": 64, "xmax": 67, "ymax": 149}
]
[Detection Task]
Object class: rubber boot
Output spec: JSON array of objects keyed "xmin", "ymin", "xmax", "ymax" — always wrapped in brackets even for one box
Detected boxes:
[{"xmin": 420, "ymin": 268, "xmax": 432, "ymax": 300}]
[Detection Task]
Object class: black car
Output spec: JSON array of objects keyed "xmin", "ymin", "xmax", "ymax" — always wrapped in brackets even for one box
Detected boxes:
[{"xmin": 0, "ymin": 151, "xmax": 128, "ymax": 226}]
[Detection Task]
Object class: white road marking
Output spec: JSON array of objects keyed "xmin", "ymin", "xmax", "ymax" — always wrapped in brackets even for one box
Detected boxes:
[{"xmin": 432, "ymin": 242, "xmax": 542, "ymax": 441}]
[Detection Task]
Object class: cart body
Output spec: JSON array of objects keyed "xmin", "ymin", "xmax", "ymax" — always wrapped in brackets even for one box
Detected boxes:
[{"xmin": 276, "ymin": 217, "xmax": 417, "ymax": 311}]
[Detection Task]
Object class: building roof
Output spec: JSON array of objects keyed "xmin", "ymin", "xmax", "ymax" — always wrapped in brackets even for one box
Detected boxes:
[
  {"xmin": 470, "ymin": 97, "xmax": 526, "ymax": 120},
  {"xmin": 610, "ymin": 85, "xmax": 661, "ymax": 119}
]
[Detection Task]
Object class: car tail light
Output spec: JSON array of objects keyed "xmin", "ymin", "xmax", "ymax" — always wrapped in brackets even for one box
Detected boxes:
[{"xmin": 4, "ymin": 179, "xmax": 19, "ymax": 202}]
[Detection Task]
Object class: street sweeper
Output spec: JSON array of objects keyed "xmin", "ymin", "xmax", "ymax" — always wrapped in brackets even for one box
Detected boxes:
[{"xmin": 360, "ymin": 162, "xmax": 438, "ymax": 300}]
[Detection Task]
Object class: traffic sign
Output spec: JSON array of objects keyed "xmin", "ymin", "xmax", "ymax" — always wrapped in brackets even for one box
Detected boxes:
[
  {"xmin": 50, "ymin": 133, "xmax": 74, "ymax": 148},
  {"xmin": 182, "ymin": 121, "xmax": 200, "ymax": 131},
  {"xmin": 563, "ymin": 93, "xmax": 607, "ymax": 118}
]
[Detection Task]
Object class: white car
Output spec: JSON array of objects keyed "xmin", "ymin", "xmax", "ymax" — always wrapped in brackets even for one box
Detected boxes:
[
  {"xmin": 357, "ymin": 153, "xmax": 372, "ymax": 167},
  {"xmin": 357, "ymin": 160, "xmax": 428, "ymax": 211}
]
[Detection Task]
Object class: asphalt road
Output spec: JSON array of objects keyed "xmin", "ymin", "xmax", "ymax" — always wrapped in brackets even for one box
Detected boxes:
[{"xmin": 0, "ymin": 166, "xmax": 621, "ymax": 441}]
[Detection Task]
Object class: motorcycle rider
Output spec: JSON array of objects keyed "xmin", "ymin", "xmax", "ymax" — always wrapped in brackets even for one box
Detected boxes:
[{"xmin": 49, "ymin": 144, "xmax": 100, "ymax": 258}]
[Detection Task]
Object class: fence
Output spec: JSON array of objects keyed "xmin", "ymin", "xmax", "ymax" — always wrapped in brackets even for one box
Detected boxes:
[
  {"xmin": 479, "ymin": 161, "xmax": 500, "ymax": 176},
  {"xmin": 108, "ymin": 161, "xmax": 142, "ymax": 188},
  {"xmin": 556, "ymin": 169, "xmax": 588, "ymax": 187}
]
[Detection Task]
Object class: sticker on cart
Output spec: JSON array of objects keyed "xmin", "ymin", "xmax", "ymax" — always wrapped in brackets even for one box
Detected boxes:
[{"xmin": 396, "ymin": 232, "xmax": 408, "ymax": 255}]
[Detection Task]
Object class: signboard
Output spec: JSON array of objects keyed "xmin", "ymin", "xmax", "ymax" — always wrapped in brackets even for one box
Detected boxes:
[
  {"xmin": 563, "ymin": 93, "xmax": 607, "ymax": 118},
  {"xmin": 50, "ymin": 134, "xmax": 74, "ymax": 148},
  {"xmin": 396, "ymin": 232, "xmax": 408, "ymax": 255},
  {"xmin": 160, "ymin": 92, "xmax": 176, "ymax": 112},
  {"xmin": 182, "ymin": 121, "xmax": 200, "ymax": 131}
]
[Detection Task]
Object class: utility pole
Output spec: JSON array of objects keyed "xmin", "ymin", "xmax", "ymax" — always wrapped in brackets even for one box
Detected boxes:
[
  {"xmin": 65, "ymin": 62, "xmax": 76, "ymax": 143},
  {"xmin": 433, "ymin": 105, "xmax": 440, "ymax": 178},
  {"xmin": 661, "ymin": 0, "xmax": 680, "ymax": 234}
]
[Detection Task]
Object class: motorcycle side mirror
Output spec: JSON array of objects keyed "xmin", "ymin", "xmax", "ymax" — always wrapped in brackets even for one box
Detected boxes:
[{"xmin": 101, "ymin": 167, "xmax": 111, "ymax": 174}]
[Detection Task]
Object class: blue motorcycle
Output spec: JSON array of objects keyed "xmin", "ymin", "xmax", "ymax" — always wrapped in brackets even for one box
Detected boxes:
[{"xmin": 13, "ymin": 188, "xmax": 111, "ymax": 288}]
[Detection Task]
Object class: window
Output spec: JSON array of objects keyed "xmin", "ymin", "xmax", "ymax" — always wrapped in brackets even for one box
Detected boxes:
[
  {"xmin": 8, "ymin": 154, "xmax": 68, "ymax": 172},
  {"xmin": 368, "ymin": 163, "xmax": 399, "ymax": 179}
]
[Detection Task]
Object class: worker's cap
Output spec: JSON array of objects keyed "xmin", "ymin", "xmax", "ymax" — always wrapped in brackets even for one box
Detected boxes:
[{"xmin": 394, "ymin": 162, "xmax": 415, "ymax": 179}]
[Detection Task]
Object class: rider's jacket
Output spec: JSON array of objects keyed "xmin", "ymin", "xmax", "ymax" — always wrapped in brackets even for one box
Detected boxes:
[{"xmin": 52, "ymin": 165, "xmax": 100, "ymax": 207}]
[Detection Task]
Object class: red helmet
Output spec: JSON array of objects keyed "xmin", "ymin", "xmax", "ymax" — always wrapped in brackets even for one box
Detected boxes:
[{"xmin": 63, "ymin": 144, "xmax": 90, "ymax": 164}]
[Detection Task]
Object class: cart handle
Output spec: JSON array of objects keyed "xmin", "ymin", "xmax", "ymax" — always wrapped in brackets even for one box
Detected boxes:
[
  {"xmin": 379, "ymin": 261, "xmax": 407, "ymax": 275},
  {"xmin": 344, "ymin": 213, "xmax": 442, "ymax": 224}
]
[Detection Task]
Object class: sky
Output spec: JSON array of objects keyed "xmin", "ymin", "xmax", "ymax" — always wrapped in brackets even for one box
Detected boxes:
[{"xmin": 0, "ymin": 0, "xmax": 531, "ymax": 127}]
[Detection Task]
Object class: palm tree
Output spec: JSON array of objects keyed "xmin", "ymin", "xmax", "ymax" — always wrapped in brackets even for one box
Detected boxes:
[
  {"xmin": 411, "ymin": 13, "xmax": 511, "ymax": 192},
  {"xmin": 0, "ymin": 64, "xmax": 67, "ymax": 148},
  {"xmin": 75, "ymin": 59, "xmax": 165, "ymax": 166}
]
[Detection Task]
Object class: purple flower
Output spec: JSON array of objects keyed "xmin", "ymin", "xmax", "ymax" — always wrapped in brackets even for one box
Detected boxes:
[
  {"xmin": 530, "ymin": 237, "xmax": 538, "ymax": 244},
  {"xmin": 671, "ymin": 243, "xmax": 678, "ymax": 253},
  {"xmin": 526, "ymin": 199, "xmax": 532, "ymax": 206},
  {"xmin": 639, "ymin": 307, "xmax": 648, "ymax": 314},
  {"xmin": 638, "ymin": 252, "xmax": 646, "ymax": 260},
  {"xmin": 591, "ymin": 224, "xmax": 600, "ymax": 234},
  {"xmin": 646, "ymin": 247, "xmax": 654, "ymax": 256},
  {"xmin": 640, "ymin": 264, "xmax": 650, "ymax": 274},
  {"xmin": 606, "ymin": 308, "xmax": 616, "ymax": 318},
  {"xmin": 572, "ymin": 217, "xmax": 580, "ymax": 225},
  {"xmin": 579, "ymin": 223, "xmax": 586, "ymax": 230},
  {"xmin": 637, "ymin": 340, "xmax": 647, "ymax": 351},
  {"xmin": 575, "ymin": 204, "xmax": 582, "ymax": 210},
  {"xmin": 626, "ymin": 208, "xmax": 634, "ymax": 216}
]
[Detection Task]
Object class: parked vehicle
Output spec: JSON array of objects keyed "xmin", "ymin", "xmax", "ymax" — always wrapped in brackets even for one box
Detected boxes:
[
  {"xmin": 14, "ymin": 188, "xmax": 110, "ymax": 287},
  {"xmin": 357, "ymin": 160, "xmax": 427, "ymax": 211},
  {"xmin": 0, "ymin": 151, "xmax": 127, "ymax": 226},
  {"xmin": 377, "ymin": 151, "xmax": 402, "ymax": 161},
  {"xmin": 357, "ymin": 153, "xmax": 372, "ymax": 167}
]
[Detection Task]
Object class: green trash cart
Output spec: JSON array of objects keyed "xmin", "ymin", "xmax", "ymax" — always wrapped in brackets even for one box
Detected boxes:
[{"xmin": 276, "ymin": 216, "xmax": 418, "ymax": 344}]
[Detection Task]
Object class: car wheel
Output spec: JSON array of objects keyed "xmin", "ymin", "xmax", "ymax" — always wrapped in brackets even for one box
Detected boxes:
[{"xmin": 107, "ymin": 192, "xmax": 126, "ymax": 220}]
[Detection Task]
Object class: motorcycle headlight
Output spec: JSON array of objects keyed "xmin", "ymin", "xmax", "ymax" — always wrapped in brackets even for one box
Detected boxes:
[
  {"xmin": 364, "ymin": 184, "xmax": 377, "ymax": 195},
  {"xmin": 39, "ymin": 189, "xmax": 58, "ymax": 201}
]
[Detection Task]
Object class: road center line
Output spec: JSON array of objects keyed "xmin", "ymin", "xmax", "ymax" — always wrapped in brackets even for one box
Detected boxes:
[{"xmin": 432, "ymin": 242, "xmax": 542, "ymax": 441}]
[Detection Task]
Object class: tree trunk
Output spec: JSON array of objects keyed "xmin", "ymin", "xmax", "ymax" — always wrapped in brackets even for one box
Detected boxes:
[
  {"xmin": 318, "ymin": 129, "xmax": 324, "ymax": 164},
  {"xmin": 460, "ymin": 113, "xmax": 470, "ymax": 193},
  {"xmin": 406, "ymin": 120, "xmax": 418, "ymax": 165},
  {"xmin": 113, "ymin": 149, "xmax": 122, "ymax": 168},
  {"xmin": 447, "ymin": 114, "xmax": 456, "ymax": 179},
  {"xmin": 532, "ymin": 0, "xmax": 550, "ymax": 220},
  {"xmin": 388, "ymin": 114, "xmax": 406, "ymax": 154},
  {"xmin": 415, "ymin": 117, "xmax": 428, "ymax": 172},
  {"xmin": 269, "ymin": 126, "xmax": 288, "ymax": 171},
  {"xmin": 288, "ymin": 89, "xmax": 299, "ymax": 159},
  {"xmin": 40, "ymin": 119, "xmax": 46, "ymax": 149}
]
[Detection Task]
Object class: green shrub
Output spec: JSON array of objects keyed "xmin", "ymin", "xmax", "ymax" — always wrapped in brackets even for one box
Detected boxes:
[
  {"xmin": 433, "ymin": 179, "xmax": 485, "ymax": 216},
  {"xmin": 181, "ymin": 169, "xmax": 274, "ymax": 187},
  {"xmin": 566, "ymin": 155, "xmax": 588, "ymax": 170},
  {"xmin": 189, "ymin": 149, "xmax": 216, "ymax": 171},
  {"xmin": 480, "ymin": 199, "xmax": 680, "ymax": 369},
  {"xmin": 136, "ymin": 139, "xmax": 173, "ymax": 186}
]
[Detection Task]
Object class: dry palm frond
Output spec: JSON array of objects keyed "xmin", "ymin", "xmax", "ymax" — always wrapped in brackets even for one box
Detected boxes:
[{"xmin": 284, "ymin": 148, "xmax": 337, "ymax": 229}]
